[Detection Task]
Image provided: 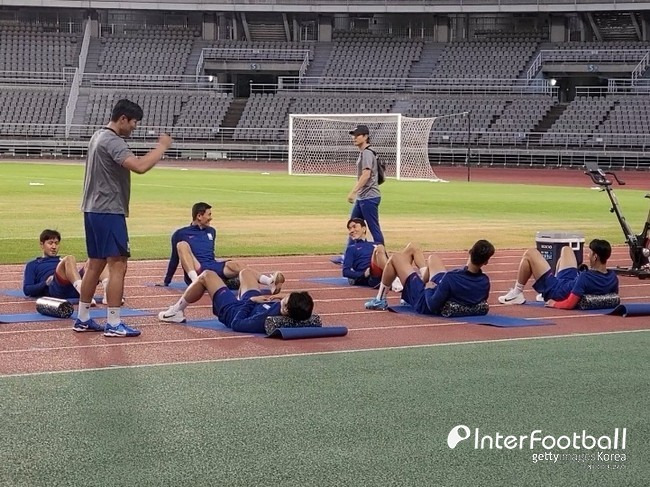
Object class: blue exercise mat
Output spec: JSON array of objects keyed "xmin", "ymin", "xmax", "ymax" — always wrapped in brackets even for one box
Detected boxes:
[
  {"xmin": 304, "ymin": 277, "xmax": 351, "ymax": 286},
  {"xmin": 525, "ymin": 301, "xmax": 617, "ymax": 314},
  {"xmin": 0, "ymin": 308, "xmax": 153, "ymax": 323},
  {"xmin": 148, "ymin": 282, "xmax": 187, "ymax": 290},
  {"xmin": 387, "ymin": 305, "xmax": 554, "ymax": 327},
  {"xmin": 607, "ymin": 303, "xmax": 650, "ymax": 317},
  {"xmin": 183, "ymin": 318, "xmax": 265, "ymax": 336},
  {"xmin": 267, "ymin": 326, "xmax": 349, "ymax": 339},
  {"xmin": 0, "ymin": 289, "xmax": 102, "ymax": 304}
]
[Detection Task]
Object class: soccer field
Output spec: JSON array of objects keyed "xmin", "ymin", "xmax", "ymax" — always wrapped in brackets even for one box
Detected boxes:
[{"xmin": 1, "ymin": 161, "xmax": 648, "ymax": 264}]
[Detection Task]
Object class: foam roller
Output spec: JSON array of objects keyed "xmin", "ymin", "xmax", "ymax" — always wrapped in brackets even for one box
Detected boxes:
[{"xmin": 36, "ymin": 297, "xmax": 74, "ymax": 318}]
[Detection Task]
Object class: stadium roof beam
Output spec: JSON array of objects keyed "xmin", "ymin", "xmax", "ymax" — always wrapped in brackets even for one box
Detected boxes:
[{"xmin": 3, "ymin": 1, "xmax": 650, "ymax": 14}]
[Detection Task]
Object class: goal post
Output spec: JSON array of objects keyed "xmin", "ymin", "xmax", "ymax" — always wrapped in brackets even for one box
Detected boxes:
[{"xmin": 288, "ymin": 113, "xmax": 444, "ymax": 181}]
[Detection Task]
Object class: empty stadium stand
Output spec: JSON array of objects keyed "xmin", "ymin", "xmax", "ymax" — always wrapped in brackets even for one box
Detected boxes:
[
  {"xmin": 97, "ymin": 27, "xmax": 197, "ymax": 75},
  {"xmin": 0, "ymin": 87, "xmax": 67, "ymax": 137},
  {"xmin": 0, "ymin": 24, "xmax": 80, "ymax": 72}
]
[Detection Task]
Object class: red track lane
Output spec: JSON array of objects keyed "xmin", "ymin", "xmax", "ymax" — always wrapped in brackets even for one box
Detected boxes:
[{"xmin": 1, "ymin": 246, "xmax": 649, "ymax": 376}]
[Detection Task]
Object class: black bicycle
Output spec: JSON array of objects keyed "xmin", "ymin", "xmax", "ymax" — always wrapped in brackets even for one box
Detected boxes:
[{"xmin": 585, "ymin": 162, "xmax": 650, "ymax": 279}]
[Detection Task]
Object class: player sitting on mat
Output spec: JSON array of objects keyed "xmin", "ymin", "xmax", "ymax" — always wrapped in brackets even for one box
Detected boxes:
[
  {"xmin": 159, "ymin": 268, "xmax": 314, "ymax": 334},
  {"xmin": 498, "ymin": 239, "xmax": 618, "ymax": 308},
  {"xmin": 23, "ymin": 229, "xmax": 108, "ymax": 302},
  {"xmin": 161, "ymin": 201, "xmax": 282, "ymax": 291},
  {"xmin": 343, "ymin": 218, "xmax": 402, "ymax": 291},
  {"xmin": 365, "ymin": 240, "xmax": 495, "ymax": 313}
]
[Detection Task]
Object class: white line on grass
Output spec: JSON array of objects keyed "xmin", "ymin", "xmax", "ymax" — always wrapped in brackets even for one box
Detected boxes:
[{"xmin": 1, "ymin": 329, "xmax": 647, "ymax": 379}]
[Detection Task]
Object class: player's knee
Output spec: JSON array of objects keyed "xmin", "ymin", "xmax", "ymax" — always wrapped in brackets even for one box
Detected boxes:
[
  {"xmin": 238, "ymin": 267, "xmax": 255, "ymax": 281},
  {"xmin": 560, "ymin": 246, "xmax": 574, "ymax": 257},
  {"xmin": 198, "ymin": 269, "xmax": 216, "ymax": 285},
  {"xmin": 227, "ymin": 260, "xmax": 243, "ymax": 274},
  {"xmin": 176, "ymin": 241, "xmax": 191, "ymax": 253},
  {"xmin": 523, "ymin": 248, "xmax": 540, "ymax": 261}
]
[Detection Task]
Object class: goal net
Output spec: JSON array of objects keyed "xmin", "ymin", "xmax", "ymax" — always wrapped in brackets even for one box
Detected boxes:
[{"xmin": 288, "ymin": 113, "xmax": 445, "ymax": 181}]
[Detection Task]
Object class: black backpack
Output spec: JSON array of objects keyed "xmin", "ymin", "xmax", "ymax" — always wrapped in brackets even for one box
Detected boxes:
[{"xmin": 366, "ymin": 147, "xmax": 385, "ymax": 185}]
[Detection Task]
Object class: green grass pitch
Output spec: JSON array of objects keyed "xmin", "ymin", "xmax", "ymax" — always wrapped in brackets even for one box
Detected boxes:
[{"xmin": 1, "ymin": 161, "xmax": 648, "ymax": 264}]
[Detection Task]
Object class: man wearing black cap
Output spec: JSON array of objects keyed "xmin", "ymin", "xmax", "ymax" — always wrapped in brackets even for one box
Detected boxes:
[{"xmin": 346, "ymin": 124, "xmax": 384, "ymax": 247}]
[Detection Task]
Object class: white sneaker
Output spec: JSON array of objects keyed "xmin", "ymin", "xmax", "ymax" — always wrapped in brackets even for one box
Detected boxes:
[
  {"xmin": 158, "ymin": 309, "xmax": 186, "ymax": 323},
  {"xmin": 498, "ymin": 289, "xmax": 526, "ymax": 305},
  {"xmin": 536, "ymin": 293, "xmax": 545, "ymax": 302},
  {"xmin": 391, "ymin": 277, "xmax": 403, "ymax": 293},
  {"xmin": 270, "ymin": 271, "xmax": 285, "ymax": 295}
]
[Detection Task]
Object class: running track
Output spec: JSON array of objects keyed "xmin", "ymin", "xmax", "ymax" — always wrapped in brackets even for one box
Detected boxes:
[{"xmin": 1, "ymin": 247, "xmax": 648, "ymax": 376}]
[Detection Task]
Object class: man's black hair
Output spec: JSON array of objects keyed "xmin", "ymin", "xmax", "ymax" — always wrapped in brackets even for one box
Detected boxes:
[
  {"xmin": 469, "ymin": 239, "xmax": 495, "ymax": 266},
  {"xmin": 192, "ymin": 202, "xmax": 212, "ymax": 220},
  {"xmin": 111, "ymin": 99, "xmax": 144, "ymax": 122},
  {"xmin": 589, "ymin": 239, "xmax": 612, "ymax": 264},
  {"xmin": 286, "ymin": 291, "xmax": 314, "ymax": 321},
  {"xmin": 40, "ymin": 229, "xmax": 61, "ymax": 243}
]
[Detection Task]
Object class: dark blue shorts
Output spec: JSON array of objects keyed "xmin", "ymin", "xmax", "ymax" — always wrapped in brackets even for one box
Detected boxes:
[
  {"xmin": 199, "ymin": 260, "xmax": 228, "ymax": 280},
  {"xmin": 401, "ymin": 271, "xmax": 445, "ymax": 315},
  {"xmin": 533, "ymin": 268, "xmax": 579, "ymax": 301},
  {"xmin": 84, "ymin": 212, "xmax": 130, "ymax": 259},
  {"xmin": 212, "ymin": 288, "xmax": 261, "ymax": 328},
  {"xmin": 352, "ymin": 275, "xmax": 381, "ymax": 288},
  {"xmin": 48, "ymin": 268, "xmax": 83, "ymax": 299}
]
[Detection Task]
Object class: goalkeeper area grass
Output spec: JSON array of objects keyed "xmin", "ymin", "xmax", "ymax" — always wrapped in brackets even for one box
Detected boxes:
[{"xmin": 1, "ymin": 161, "xmax": 649, "ymax": 264}]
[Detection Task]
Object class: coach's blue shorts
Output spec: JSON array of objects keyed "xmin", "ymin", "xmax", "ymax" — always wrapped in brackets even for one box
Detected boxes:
[
  {"xmin": 198, "ymin": 260, "xmax": 228, "ymax": 280},
  {"xmin": 48, "ymin": 268, "xmax": 84, "ymax": 299},
  {"xmin": 84, "ymin": 212, "xmax": 130, "ymax": 259},
  {"xmin": 401, "ymin": 271, "xmax": 445, "ymax": 315},
  {"xmin": 533, "ymin": 268, "xmax": 579, "ymax": 301},
  {"xmin": 213, "ymin": 288, "xmax": 261, "ymax": 328}
]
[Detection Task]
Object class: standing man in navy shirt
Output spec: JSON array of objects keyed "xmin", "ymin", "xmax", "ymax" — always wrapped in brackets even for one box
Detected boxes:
[
  {"xmin": 161, "ymin": 202, "xmax": 282, "ymax": 292},
  {"xmin": 499, "ymin": 239, "xmax": 618, "ymax": 308},
  {"xmin": 74, "ymin": 99, "xmax": 173, "ymax": 337},
  {"xmin": 365, "ymin": 239, "xmax": 495, "ymax": 313}
]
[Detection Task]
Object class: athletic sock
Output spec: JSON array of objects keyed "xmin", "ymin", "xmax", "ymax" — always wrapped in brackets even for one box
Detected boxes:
[
  {"xmin": 376, "ymin": 283, "xmax": 389, "ymax": 301},
  {"xmin": 169, "ymin": 298, "xmax": 189, "ymax": 313},
  {"xmin": 514, "ymin": 282, "xmax": 525, "ymax": 293},
  {"xmin": 187, "ymin": 270, "xmax": 199, "ymax": 282},
  {"xmin": 107, "ymin": 307, "xmax": 121, "ymax": 326},
  {"xmin": 258, "ymin": 274, "xmax": 273, "ymax": 286},
  {"xmin": 73, "ymin": 279, "xmax": 82, "ymax": 294},
  {"xmin": 78, "ymin": 301, "xmax": 91, "ymax": 322}
]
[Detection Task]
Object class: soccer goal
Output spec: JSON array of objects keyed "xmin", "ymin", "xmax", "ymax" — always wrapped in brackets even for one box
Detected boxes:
[{"xmin": 288, "ymin": 113, "xmax": 445, "ymax": 181}]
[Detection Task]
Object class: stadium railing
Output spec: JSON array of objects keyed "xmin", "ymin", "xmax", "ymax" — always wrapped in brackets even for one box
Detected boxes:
[
  {"xmin": 196, "ymin": 48, "xmax": 310, "ymax": 81},
  {"xmin": 274, "ymin": 77, "xmax": 553, "ymax": 94},
  {"xmin": 80, "ymin": 73, "xmax": 228, "ymax": 91},
  {"xmin": 0, "ymin": 71, "xmax": 68, "ymax": 86},
  {"xmin": 608, "ymin": 78, "xmax": 650, "ymax": 94},
  {"xmin": 527, "ymin": 49, "xmax": 650, "ymax": 80},
  {"xmin": 3, "ymin": 122, "xmax": 648, "ymax": 152}
]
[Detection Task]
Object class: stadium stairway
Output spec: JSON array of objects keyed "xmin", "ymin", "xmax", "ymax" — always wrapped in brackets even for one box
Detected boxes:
[
  {"xmin": 408, "ymin": 42, "xmax": 444, "ymax": 79},
  {"xmin": 304, "ymin": 42, "xmax": 333, "ymax": 78},
  {"xmin": 391, "ymin": 98, "xmax": 412, "ymax": 114},
  {"xmin": 531, "ymin": 103, "xmax": 567, "ymax": 134},
  {"xmin": 518, "ymin": 41, "xmax": 551, "ymax": 80},
  {"xmin": 184, "ymin": 39, "xmax": 211, "ymax": 76},
  {"xmin": 592, "ymin": 12, "xmax": 641, "ymax": 41},
  {"xmin": 84, "ymin": 37, "xmax": 102, "ymax": 74},
  {"xmin": 72, "ymin": 92, "xmax": 89, "ymax": 127},
  {"xmin": 220, "ymin": 98, "xmax": 248, "ymax": 139}
]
